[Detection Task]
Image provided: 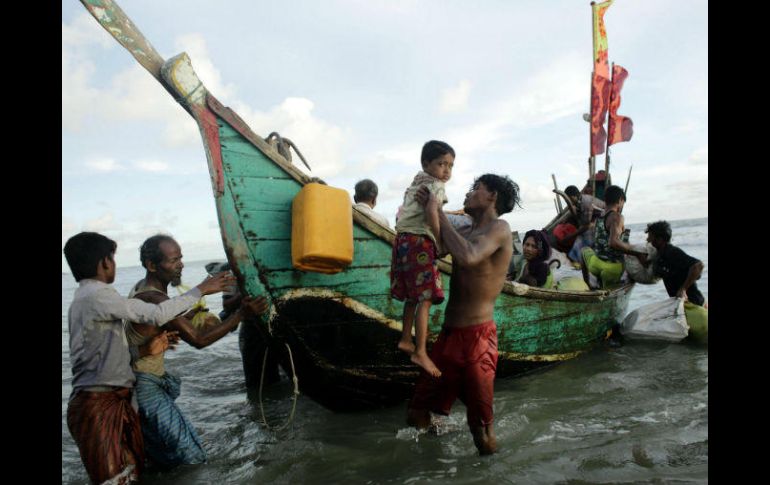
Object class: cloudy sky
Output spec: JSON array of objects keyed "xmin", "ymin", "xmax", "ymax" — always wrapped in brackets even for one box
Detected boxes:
[{"xmin": 62, "ymin": 0, "xmax": 707, "ymax": 271}]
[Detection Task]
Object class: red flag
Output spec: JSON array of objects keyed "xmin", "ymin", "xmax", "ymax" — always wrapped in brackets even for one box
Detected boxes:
[
  {"xmin": 590, "ymin": 72, "xmax": 610, "ymax": 156},
  {"xmin": 608, "ymin": 64, "xmax": 633, "ymax": 145}
]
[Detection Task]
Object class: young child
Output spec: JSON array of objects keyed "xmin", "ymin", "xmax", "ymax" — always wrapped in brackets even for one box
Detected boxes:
[{"xmin": 391, "ymin": 140, "xmax": 454, "ymax": 378}]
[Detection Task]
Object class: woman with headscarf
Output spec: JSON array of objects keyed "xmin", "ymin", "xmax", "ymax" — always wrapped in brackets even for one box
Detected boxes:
[{"xmin": 516, "ymin": 229, "xmax": 554, "ymax": 288}]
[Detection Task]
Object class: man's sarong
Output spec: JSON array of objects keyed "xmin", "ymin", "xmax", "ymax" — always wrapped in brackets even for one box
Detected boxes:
[
  {"xmin": 67, "ymin": 387, "xmax": 144, "ymax": 484},
  {"xmin": 409, "ymin": 321, "xmax": 498, "ymax": 427},
  {"xmin": 134, "ymin": 372, "xmax": 206, "ymax": 468}
]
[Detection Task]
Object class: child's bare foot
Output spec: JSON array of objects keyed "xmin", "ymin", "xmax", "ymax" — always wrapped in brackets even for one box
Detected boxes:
[
  {"xmin": 398, "ymin": 339, "xmax": 416, "ymax": 355},
  {"xmin": 411, "ymin": 351, "xmax": 442, "ymax": 378}
]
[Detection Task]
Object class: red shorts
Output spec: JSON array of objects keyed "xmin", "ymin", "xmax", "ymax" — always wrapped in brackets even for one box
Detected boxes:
[
  {"xmin": 390, "ymin": 233, "xmax": 445, "ymax": 304},
  {"xmin": 409, "ymin": 321, "xmax": 498, "ymax": 426}
]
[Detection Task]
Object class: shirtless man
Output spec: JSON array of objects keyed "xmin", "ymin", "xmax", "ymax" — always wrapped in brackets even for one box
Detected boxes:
[{"xmin": 407, "ymin": 173, "xmax": 519, "ymax": 455}]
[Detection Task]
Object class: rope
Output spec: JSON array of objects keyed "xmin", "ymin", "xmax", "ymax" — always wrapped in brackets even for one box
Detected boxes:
[
  {"xmin": 265, "ymin": 132, "xmax": 312, "ymax": 172},
  {"xmin": 258, "ymin": 341, "xmax": 300, "ymax": 432}
]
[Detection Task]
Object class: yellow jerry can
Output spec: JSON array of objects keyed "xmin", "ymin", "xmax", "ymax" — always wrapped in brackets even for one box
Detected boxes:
[{"xmin": 291, "ymin": 183, "xmax": 354, "ymax": 273}]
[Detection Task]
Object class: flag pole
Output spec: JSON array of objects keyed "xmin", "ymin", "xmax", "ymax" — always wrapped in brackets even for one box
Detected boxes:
[
  {"xmin": 589, "ymin": 2, "xmax": 597, "ymax": 194},
  {"xmin": 588, "ymin": 71, "xmax": 595, "ymax": 190},
  {"xmin": 604, "ymin": 61, "xmax": 614, "ymax": 182}
]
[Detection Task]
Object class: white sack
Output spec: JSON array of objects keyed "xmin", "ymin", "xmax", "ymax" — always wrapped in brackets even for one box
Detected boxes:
[
  {"xmin": 625, "ymin": 243, "xmax": 661, "ymax": 284},
  {"xmin": 621, "ymin": 297, "xmax": 689, "ymax": 342}
]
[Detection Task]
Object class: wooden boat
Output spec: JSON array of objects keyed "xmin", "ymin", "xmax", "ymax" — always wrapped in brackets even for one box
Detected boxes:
[{"xmin": 81, "ymin": 0, "xmax": 634, "ymax": 411}]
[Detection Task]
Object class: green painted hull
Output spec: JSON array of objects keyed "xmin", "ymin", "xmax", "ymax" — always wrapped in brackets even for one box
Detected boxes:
[
  {"xmin": 210, "ymin": 109, "xmax": 633, "ymax": 410},
  {"xmin": 157, "ymin": 55, "xmax": 634, "ymax": 410}
]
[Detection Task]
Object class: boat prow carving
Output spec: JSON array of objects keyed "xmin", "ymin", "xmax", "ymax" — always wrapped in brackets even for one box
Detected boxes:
[{"xmin": 161, "ymin": 53, "xmax": 207, "ymax": 107}]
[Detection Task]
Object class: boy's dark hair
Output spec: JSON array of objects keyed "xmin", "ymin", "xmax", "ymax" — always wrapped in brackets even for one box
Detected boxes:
[
  {"xmin": 564, "ymin": 185, "xmax": 580, "ymax": 198},
  {"xmin": 474, "ymin": 174, "xmax": 521, "ymax": 216},
  {"xmin": 421, "ymin": 140, "xmax": 455, "ymax": 166},
  {"xmin": 63, "ymin": 232, "xmax": 117, "ymax": 282},
  {"xmin": 354, "ymin": 179, "xmax": 378, "ymax": 203},
  {"xmin": 140, "ymin": 234, "xmax": 177, "ymax": 269},
  {"xmin": 645, "ymin": 220, "xmax": 672, "ymax": 243},
  {"xmin": 604, "ymin": 185, "xmax": 626, "ymax": 205}
]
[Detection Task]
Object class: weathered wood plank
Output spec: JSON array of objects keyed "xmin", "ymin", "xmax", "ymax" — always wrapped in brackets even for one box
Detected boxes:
[
  {"xmin": 236, "ymin": 208, "xmax": 389, "ymax": 243},
  {"xmin": 248, "ymin": 239, "xmax": 392, "ymax": 271},
  {"xmin": 228, "ymin": 177, "xmax": 300, "ymax": 211},
  {"xmin": 262, "ymin": 263, "xmax": 393, "ymax": 292},
  {"xmin": 220, "ymin": 133, "xmax": 295, "ymax": 179}
]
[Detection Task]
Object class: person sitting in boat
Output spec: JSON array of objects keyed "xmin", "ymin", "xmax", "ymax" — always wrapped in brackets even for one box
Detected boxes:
[
  {"xmin": 645, "ymin": 220, "xmax": 708, "ymax": 342},
  {"xmin": 353, "ymin": 178, "xmax": 390, "ymax": 227},
  {"xmin": 515, "ymin": 230, "xmax": 554, "ymax": 288},
  {"xmin": 125, "ymin": 234, "xmax": 269, "ymax": 469},
  {"xmin": 564, "ymin": 185, "xmax": 606, "ymax": 263},
  {"xmin": 580, "ymin": 185, "xmax": 647, "ymax": 288},
  {"xmin": 392, "ymin": 140, "xmax": 454, "ymax": 378}
]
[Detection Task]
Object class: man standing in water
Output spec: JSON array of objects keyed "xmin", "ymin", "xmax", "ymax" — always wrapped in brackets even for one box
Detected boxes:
[
  {"xmin": 126, "ymin": 234, "xmax": 268, "ymax": 468},
  {"xmin": 407, "ymin": 174, "xmax": 519, "ymax": 455}
]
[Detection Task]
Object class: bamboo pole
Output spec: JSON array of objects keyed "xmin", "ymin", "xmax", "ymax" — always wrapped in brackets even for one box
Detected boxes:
[
  {"xmin": 590, "ymin": 2, "xmax": 596, "ymax": 169},
  {"xmin": 552, "ymin": 174, "xmax": 563, "ymax": 212},
  {"xmin": 624, "ymin": 165, "xmax": 633, "ymax": 196},
  {"xmin": 604, "ymin": 62, "xmax": 614, "ymax": 181}
]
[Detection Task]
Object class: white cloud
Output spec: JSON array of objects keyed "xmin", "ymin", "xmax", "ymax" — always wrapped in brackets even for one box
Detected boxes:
[
  {"xmin": 133, "ymin": 160, "xmax": 170, "ymax": 172},
  {"xmin": 672, "ymin": 120, "xmax": 703, "ymax": 134},
  {"xmin": 635, "ymin": 161, "xmax": 707, "ymax": 181},
  {"xmin": 63, "ymin": 15, "xmax": 351, "ymax": 178},
  {"xmin": 439, "ymin": 80, "xmax": 472, "ymax": 114},
  {"xmin": 502, "ymin": 51, "xmax": 586, "ymax": 128},
  {"xmin": 441, "ymin": 51, "xmax": 585, "ymax": 158},
  {"xmin": 173, "ymin": 34, "xmax": 237, "ymax": 102},
  {"xmin": 62, "ymin": 19, "xmax": 221, "ymax": 147},
  {"xmin": 62, "ymin": 15, "xmax": 105, "ymax": 132},
  {"xmin": 85, "ymin": 157, "xmax": 124, "ymax": 172},
  {"xmin": 62, "ymin": 13, "xmax": 113, "ymax": 50},
  {"xmin": 233, "ymin": 97, "xmax": 349, "ymax": 178}
]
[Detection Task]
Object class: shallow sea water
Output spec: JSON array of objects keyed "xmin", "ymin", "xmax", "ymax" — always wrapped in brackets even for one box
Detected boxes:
[{"xmin": 62, "ymin": 218, "xmax": 707, "ymax": 484}]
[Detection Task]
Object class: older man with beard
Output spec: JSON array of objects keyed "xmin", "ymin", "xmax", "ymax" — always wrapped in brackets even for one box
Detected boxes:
[{"xmin": 126, "ymin": 234, "xmax": 268, "ymax": 468}]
